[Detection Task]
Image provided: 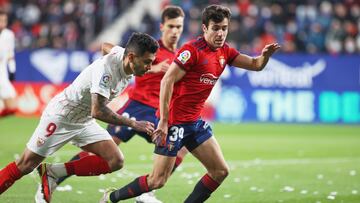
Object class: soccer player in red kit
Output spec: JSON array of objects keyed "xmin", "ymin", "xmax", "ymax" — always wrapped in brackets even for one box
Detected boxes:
[
  {"xmin": 101, "ymin": 4, "xmax": 280, "ymax": 203},
  {"xmin": 41, "ymin": 6, "xmax": 186, "ymax": 203}
]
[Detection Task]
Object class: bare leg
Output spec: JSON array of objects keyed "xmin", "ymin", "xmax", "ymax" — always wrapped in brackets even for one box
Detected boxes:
[
  {"xmin": 0, "ymin": 148, "xmax": 44, "ymax": 194},
  {"xmin": 81, "ymin": 139, "xmax": 124, "ymax": 171},
  {"xmin": 184, "ymin": 137, "xmax": 229, "ymax": 202},
  {"xmin": 107, "ymin": 154, "xmax": 176, "ymax": 202}
]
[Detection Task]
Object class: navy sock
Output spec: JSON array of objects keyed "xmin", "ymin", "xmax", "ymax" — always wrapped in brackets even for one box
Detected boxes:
[
  {"xmin": 110, "ymin": 175, "xmax": 150, "ymax": 202},
  {"xmin": 184, "ymin": 174, "xmax": 220, "ymax": 203}
]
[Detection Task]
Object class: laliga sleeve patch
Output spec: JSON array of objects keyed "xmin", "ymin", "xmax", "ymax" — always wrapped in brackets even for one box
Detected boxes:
[
  {"xmin": 99, "ymin": 73, "xmax": 112, "ymax": 88},
  {"xmin": 177, "ymin": 50, "xmax": 191, "ymax": 64}
]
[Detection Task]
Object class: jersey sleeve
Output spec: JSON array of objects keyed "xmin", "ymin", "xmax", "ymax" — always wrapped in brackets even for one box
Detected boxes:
[
  {"xmin": 107, "ymin": 46, "xmax": 124, "ymax": 64},
  {"xmin": 90, "ymin": 61, "xmax": 112, "ymax": 99},
  {"xmin": 226, "ymin": 46, "xmax": 240, "ymax": 65},
  {"xmin": 7, "ymin": 31, "xmax": 15, "ymax": 58},
  {"xmin": 152, "ymin": 53, "xmax": 161, "ymax": 65},
  {"xmin": 173, "ymin": 44, "xmax": 197, "ymax": 71}
]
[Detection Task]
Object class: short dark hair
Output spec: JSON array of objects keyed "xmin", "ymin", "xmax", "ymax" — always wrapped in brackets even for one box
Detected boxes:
[
  {"xmin": 0, "ymin": 9, "xmax": 7, "ymax": 16},
  {"xmin": 124, "ymin": 32, "xmax": 159, "ymax": 56},
  {"xmin": 161, "ymin": 5, "xmax": 185, "ymax": 23},
  {"xmin": 202, "ymin": 4, "xmax": 231, "ymax": 27}
]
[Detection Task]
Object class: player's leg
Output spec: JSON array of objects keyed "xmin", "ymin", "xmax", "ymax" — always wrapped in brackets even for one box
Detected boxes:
[
  {"xmin": 0, "ymin": 148, "xmax": 44, "ymax": 194},
  {"xmin": 54, "ymin": 150, "xmax": 92, "ymax": 185},
  {"xmin": 184, "ymin": 136, "xmax": 229, "ymax": 203},
  {"xmin": 35, "ymin": 121, "xmax": 121, "ymax": 203},
  {"xmin": 43, "ymin": 123, "xmax": 124, "ymax": 180},
  {"xmin": 0, "ymin": 80, "xmax": 17, "ymax": 117},
  {"xmin": 55, "ymin": 119, "xmax": 135, "ymax": 185},
  {"xmin": 104, "ymin": 122, "xmax": 187, "ymax": 202},
  {"xmin": 55, "ymin": 100, "xmax": 139, "ymax": 186},
  {"xmin": 104, "ymin": 155, "xmax": 176, "ymax": 202},
  {"xmin": 172, "ymin": 146, "xmax": 188, "ymax": 173}
]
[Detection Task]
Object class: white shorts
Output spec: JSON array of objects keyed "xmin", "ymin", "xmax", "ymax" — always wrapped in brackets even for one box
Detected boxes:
[
  {"xmin": 0, "ymin": 78, "xmax": 16, "ymax": 99},
  {"xmin": 26, "ymin": 116, "xmax": 112, "ymax": 157}
]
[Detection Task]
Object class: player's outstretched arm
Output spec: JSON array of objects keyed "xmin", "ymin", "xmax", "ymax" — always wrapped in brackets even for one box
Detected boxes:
[
  {"xmin": 231, "ymin": 43, "xmax": 281, "ymax": 71},
  {"xmin": 101, "ymin": 42, "xmax": 115, "ymax": 55},
  {"xmin": 152, "ymin": 62, "xmax": 186, "ymax": 146},
  {"xmin": 91, "ymin": 93, "xmax": 154, "ymax": 134},
  {"xmin": 146, "ymin": 59, "xmax": 170, "ymax": 74}
]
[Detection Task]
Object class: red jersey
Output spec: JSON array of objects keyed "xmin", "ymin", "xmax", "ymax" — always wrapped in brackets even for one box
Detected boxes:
[
  {"xmin": 129, "ymin": 40, "xmax": 176, "ymax": 108},
  {"xmin": 169, "ymin": 37, "xmax": 239, "ymax": 124}
]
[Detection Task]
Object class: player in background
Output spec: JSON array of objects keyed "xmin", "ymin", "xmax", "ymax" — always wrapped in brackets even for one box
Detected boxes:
[
  {"xmin": 0, "ymin": 32, "xmax": 159, "ymax": 203},
  {"xmin": 101, "ymin": 5, "xmax": 280, "ymax": 203},
  {"xmin": 0, "ymin": 10, "xmax": 17, "ymax": 117},
  {"xmin": 45, "ymin": 6, "xmax": 186, "ymax": 203}
]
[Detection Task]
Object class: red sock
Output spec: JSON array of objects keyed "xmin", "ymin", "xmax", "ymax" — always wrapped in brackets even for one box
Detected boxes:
[
  {"xmin": 184, "ymin": 174, "xmax": 220, "ymax": 203},
  {"xmin": 78, "ymin": 151, "xmax": 91, "ymax": 158},
  {"xmin": 0, "ymin": 162, "xmax": 22, "ymax": 194},
  {"xmin": 65, "ymin": 155, "xmax": 111, "ymax": 176},
  {"xmin": 108, "ymin": 175, "xmax": 150, "ymax": 201},
  {"xmin": 0, "ymin": 109, "xmax": 16, "ymax": 117},
  {"xmin": 64, "ymin": 155, "xmax": 111, "ymax": 176},
  {"xmin": 201, "ymin": 174, "xmax": 220, "ymax": 192},
  {"xmin": 171, "ymin": 156, "xmax": 183, "ymax": 173}
]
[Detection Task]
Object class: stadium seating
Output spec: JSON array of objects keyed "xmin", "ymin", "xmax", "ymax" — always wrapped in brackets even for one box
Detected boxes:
[{"xmin": 2, "ymin": 0, "xmax": 359, "ymax": 53}]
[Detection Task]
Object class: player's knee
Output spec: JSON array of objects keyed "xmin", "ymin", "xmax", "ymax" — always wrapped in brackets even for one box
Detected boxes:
[
  {"xmin": 218, "ymin": 166, "xmax": 230, "ymax": 179},
  {"xmin": 148, "ymin": 175, "xmax": 168, "ymax": 189},
  {"xmin": 210, "ymin": 166, "xmax": 229, "ymax": 182},
  {"xmin": 108, "ymin": 154, "xmax": 124, "ymax": 171}
]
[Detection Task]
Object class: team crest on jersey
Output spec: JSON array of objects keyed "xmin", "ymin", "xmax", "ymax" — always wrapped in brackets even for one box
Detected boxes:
[
  {"xmin": 167, "ymin": 142, "xmax": 175, "ymax": 151},
  {"xmin": 100, "ymin": 73, "xmax": 111, "ymax": 88},
  {"xmin": 177, "ymin": 50, "xmax": 191, "ymax": 64},
  {"xmin": 219, "ymin": 56, "xmax": 225, "ymax": 67},
  {"xmin": 37, "ymin": 137, "xmax": 45, "ymax": 147}
]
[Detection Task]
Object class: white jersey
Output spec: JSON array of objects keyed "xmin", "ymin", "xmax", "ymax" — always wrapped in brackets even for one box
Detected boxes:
[
  {"xmin": 43, "ymin": 46, "xmax": 132, "ymax": 124},
  {"xmin": 0, "ymin": 28, "xmax": 15, "ymax": 80}
]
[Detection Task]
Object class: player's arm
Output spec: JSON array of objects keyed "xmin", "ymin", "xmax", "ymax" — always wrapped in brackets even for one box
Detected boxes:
[
  {"xmin": 91, "ymin": 93, "xmax": 154, "ymax": 134},
  {"xmin": 101, "ymin": 42, "xmax": 115, "ymax": 55},
  {"xmin": 146, "ymin": 59, "xmax": 170, "ymax": 74},
  {"xmin": 231, "ymin": 43, "xmax": 280, "ymax": 71},
  {"xmin": 152, "ymin": 63, "xmax": 186, "ymax": 146},
  {"xmin": 8, "ymin": 56, "xmax": 16, "ymax": 81},
  {"xmin": 159, "ymin": 62, "xmax": 186, "ymax": 122},
  {"xmin": 8, "ymin": 35, "xmax": 16, "ymax": 81}
]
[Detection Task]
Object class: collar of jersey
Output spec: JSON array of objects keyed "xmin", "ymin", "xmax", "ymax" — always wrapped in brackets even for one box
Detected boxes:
[{"xmin": 118, "ymin": 62, "xmax": 132, "ymax": 79}]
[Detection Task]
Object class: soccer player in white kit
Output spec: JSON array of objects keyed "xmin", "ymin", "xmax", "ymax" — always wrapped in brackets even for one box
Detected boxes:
[
  {"xmin": 0, "ymin": 10, "xmax": 17, "ymax": 117},
  {"xmin": 0, "ymin": 32, "xmax": 159, "ymax": 203}
]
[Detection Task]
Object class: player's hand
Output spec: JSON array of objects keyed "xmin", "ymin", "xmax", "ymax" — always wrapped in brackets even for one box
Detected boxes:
[
  {"xmin": 9, "ymin": 73, "xmax": 15, "ymax": 81},
  {"xmin": 261, "ymin": 43, "xmax": 281, "ymax": 58},
  {"xmin": 132, "ymin": 121, "xmax": 154, "ymax": 135},
  {"xmin": 146, "ymin": 59, "xmax": 170, "ymax": 74},
  {"xmin": 152, "ymin": 120, "xmax": 168, "ymax": 147}
]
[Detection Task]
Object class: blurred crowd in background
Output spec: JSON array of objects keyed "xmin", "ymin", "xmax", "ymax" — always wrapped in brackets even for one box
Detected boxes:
[
  {"xmin": 1, "ymin": 0, "xmax": 359, "ymax": 54},
  {"xmin": 0, "ymin": 0, "xmax": 135, "ymax": 50}
]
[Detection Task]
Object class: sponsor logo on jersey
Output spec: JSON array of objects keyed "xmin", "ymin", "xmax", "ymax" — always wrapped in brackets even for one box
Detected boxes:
[
  {"xmin": 99, "ymin": 73, "xmax": 111, "ymax": 88},
  {"xmin": 177, "ymin": 50, "xmax": 191, "ymax": 64},
  {"xmin": 200, "ymin": 73, "xmax": 218, "ymax": 85}
]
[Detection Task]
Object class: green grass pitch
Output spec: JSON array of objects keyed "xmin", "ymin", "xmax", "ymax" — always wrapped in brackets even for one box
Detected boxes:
[{"xmin": 0, "ymin": 116, "xmax": 359, "ymax": 203}]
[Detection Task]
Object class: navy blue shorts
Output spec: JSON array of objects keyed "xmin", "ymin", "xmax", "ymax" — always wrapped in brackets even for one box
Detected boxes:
[
  {"xmin": 107, "ymin": 99, "xmax": 157, "ymax": 143},
  {"xmin": 154, "ymin": 119, "xmax": 213, "ymax": 157}
]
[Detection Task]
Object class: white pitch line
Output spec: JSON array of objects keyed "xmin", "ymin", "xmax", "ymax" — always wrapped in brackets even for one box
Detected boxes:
[{"xmin": 121, "ymin": 157, "xmax": 360, "ymax": 169}]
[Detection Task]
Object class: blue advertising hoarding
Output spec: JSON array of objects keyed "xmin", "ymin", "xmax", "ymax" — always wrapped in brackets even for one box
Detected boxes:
[{"xmin": 15, "ymin": 49, "xmax": 360, "ymax": 124}]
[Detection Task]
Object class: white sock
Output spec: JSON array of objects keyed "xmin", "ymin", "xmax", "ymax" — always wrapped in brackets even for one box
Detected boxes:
[{"xmin": 47, "ymin": 163, "xmax": 68, "ymax": 178}]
